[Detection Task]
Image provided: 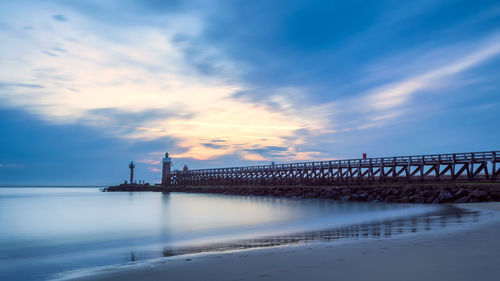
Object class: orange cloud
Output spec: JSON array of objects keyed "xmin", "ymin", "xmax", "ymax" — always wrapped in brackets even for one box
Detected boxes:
[{"xmin": 137, "ymin": 160, "xmax": 161, "ymax": 165}]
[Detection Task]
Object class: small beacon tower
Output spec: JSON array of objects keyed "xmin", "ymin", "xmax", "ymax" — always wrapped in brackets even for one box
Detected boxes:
[
  {"xmin": 129, "ymin": 161, "xmax": 135, "ymax": 184},
  {"xmin": 161, "ymin": 152, "xmax": 172, "ymax": 186}
]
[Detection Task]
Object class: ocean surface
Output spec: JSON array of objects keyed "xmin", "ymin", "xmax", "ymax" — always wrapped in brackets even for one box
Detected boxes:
[{"xmin": 0, "ymin": 187, "xmax": 481, "ymax": 281}]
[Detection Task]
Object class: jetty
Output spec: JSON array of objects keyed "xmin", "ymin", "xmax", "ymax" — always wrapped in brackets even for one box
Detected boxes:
[
  {"xmin": 169, "ymin": 151, "xmax": 499, "ymax": 186},
  {"xmin": 105, "ymin": 151, "xmax": 500, "ymax": 204}
]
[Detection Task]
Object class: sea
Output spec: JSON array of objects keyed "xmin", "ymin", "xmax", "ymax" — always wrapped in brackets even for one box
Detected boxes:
[{"xmin": 0, "ymin": 187, "xmax": 483, "ymax": 281}]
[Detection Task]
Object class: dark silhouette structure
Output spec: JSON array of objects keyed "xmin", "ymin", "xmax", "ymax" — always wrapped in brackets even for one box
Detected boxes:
[
  {"xmin": 161, "ymin": 152, "xmax": 172, "ymax": 186},
  {"xmin": 168, "ymin": 151, "xmax": 499, "ymax": 186},
  {"xmin": 129, "ymin": 161, "xmax": 135, "ymax": 184}
]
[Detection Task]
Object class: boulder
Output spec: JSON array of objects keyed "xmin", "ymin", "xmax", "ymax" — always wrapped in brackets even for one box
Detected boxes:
[
  {"xmin": 403, "ymin": 185, "xmax": 416, "ymax": 193},
  {"xmin": 438, "ymin": 191, "xmax": 454, "ymax": 202},
  {"xmin": 415, "ymin": 194, "xmax": 425, "ymax": 204},
  {"xmin": 359, "ymin": 193, "xmax": 369, "ymax": 201},
  {"xmin": 425, "ymin": 195, "xmax": 436, "ymax": 204},
  {"xmin": 385, "ymin": 195, "xmax": 398, "ymax": 202},
  {"xmin": 454, "ymin": 188, "xmax": 466, "ymax": 198},
  {"xmin": 470, "ymin": 197, "xmax": 480, "ymax": 203},
  {"xmin": 342, "ymin": 195, "xmax": 351, "ymax": 201},
  {"xmin": 488, "ymin": 189, "xmax": 500, "ymax": 197},
  {"xmin": 341, "ymin": 188, "xmax": 352, "ymax": 195},
  {"xmin": 422, "ymin": 190, "xmax": 435, "ymax": 198},
  {"xmin": 471, "ymin": 190, "xmax": 488, "ymax": 200},
  {"xmin": 454, "ymin": 196, "xmax": 470, "ymax": 203},
  {"xmin": 398, "ymin": 197, "xmax": 410, "ymax": 203},
  {"xmin": 304, "ymin": 192, "xmax": 315, "ymax": 198}
]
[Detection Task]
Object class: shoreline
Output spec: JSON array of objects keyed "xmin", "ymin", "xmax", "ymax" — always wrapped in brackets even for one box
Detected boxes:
[{"xmin": 56, "ymin": 202, "xmax": 500, "ymax": 281}]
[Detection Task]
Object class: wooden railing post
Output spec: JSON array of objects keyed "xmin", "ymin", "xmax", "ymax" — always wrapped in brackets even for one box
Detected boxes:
[
  {"xmin": 380, "ymin": 160, "xmax": 385, "ymax": 182},
  {"xmin": 392, "ymin": 157, "xmax": 396, "ymax": 181},
  {"xmin": 493, "ymin": 151, "xmax": 497, "ymax": 181},
  {"xmin": 469, "ymin": 153, "xmax": 474, "ymax": 180},
  {"xmin": 406, "ymin": 158, "xmax": 411, "ymax": 182},
  {"xmin": 420, "ymin": 156, "xmax": 424, "ymax": 181},
  {"xmin": 369, "ymin": 158, "xmax": 373, "ymax": 182},
  {"xmin": 358, "ymin": 159, "xmax": 362, "ymax": 182},
  {"xmin": 436, "ymin": 155, "xmax": 441, "ymax": 181}
]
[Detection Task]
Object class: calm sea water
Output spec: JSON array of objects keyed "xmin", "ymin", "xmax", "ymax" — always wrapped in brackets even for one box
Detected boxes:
[{"xmin": 0, "ymin": 187, "xmax": 479, "ymax": 281}]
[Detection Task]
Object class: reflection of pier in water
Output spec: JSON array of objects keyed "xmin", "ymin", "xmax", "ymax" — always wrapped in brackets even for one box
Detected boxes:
[{"xmin": 127, "ymin": 206, "xmax": 481, "ymax": 262}]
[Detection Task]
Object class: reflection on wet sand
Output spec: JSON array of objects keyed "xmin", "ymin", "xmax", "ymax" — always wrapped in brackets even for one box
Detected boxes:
[{"xmin": 127, "ymin": 206, "xmax": 481, "ymax": 262}]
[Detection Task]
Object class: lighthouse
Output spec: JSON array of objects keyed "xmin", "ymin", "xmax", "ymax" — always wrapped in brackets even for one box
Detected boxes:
[
  {"xmin": 161, "ymin": 152, "xmax": 172, "ymax": 185},
  {"xmin": 129, "ymin": 161, "xmax": 135, "ymax": 184}
]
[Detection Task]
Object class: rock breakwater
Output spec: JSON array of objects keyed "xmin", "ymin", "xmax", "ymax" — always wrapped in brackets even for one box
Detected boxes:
[{"xmin": 104, "ymin": 183, "xmax": 500, "ymax": 204}]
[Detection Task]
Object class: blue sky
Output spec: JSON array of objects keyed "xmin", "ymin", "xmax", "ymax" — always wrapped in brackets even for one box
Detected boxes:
[{"xmin": 0, "ymin": 0, "xmax": 499, "ymax": 184}]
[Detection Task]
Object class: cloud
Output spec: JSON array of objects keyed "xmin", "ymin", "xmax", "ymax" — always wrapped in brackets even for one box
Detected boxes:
[
  {"xmin": 201, "ymin": 142, "xmax": 227, "ymax": 149},
  {"xmin": 0, "ymin": 107, "xmax": 162, "ymax": 184},
  {"xmin": 52, "ymin": 14, "xmax": 68, "ymax": 22},
  {"xmin": 0, "ymin": 83, "xmax": 44, "ymax": 89},
  {"xmin": 52, "ymin": 47, "xmax": 67, "ymax": 53},
  {"xmin": 0, "ymin": 3, "xmax": 329, "ymax": 163},
  {"xmin": 80, "ymin": 108, "xmax": 192, "ymax": 138},
  {"xmin": 0, "ymin": 163, "xmax": 24, "ymax": 168},
  {"xmin": 240, "ymin": 145, "xmax": 323, "ymax": 163},
  {"xmin": 137, "ymin": 159, "xmax": 161, "ymax": 165},
  {"xmin": 366, "ymin": 37, "xmax": 500, "ymax": 111},
  {"xmin": 42, "ymin": 50, "xmax": 58, "ymax": 57},
  {"xmin": 244, "ymin": 146, "xmax": 288, "ymax": 154},
  {"xmin": 210, "ymin": 139, "xmax": 227, "ymax": 143},
  {"xmin": 0, "ymin": 0, "xmax": 499, "ymax": 176}
]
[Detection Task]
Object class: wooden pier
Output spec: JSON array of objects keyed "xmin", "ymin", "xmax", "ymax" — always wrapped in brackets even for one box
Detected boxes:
[{"xmin": 170, "ymin": 151, "xmax": 499, "ymax": 186}]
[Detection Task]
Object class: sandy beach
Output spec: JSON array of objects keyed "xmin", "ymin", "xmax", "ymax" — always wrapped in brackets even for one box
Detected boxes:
[{"xmin": 58, "ymin": 202, "xmax": 500, "ymax": 281}]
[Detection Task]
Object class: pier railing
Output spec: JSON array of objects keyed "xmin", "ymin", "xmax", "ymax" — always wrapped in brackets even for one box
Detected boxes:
[{"xmin": 170, "ymin": 151, "xmax": 500, "ymax": 186}]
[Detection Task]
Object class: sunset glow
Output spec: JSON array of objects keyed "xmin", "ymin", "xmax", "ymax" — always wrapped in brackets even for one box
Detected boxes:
[{"xmin": 1, "ymin": 0, "xmax": 499, "ymax": 183}]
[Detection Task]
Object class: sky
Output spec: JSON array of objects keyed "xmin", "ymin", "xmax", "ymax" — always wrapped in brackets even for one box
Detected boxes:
[{"xmin": 0, "ymin": 0, "xmax": 499, "ymax": 185}]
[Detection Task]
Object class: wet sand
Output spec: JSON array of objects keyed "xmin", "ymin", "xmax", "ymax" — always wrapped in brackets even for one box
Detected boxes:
[{"xmin": 60, "ymin": 202, "xmax": 500, "ymax": 281}]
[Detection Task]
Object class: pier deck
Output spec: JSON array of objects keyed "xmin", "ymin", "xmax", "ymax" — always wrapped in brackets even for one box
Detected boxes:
[{"xmin": 171, "ymin": 151, "xmax": 500, "ymax": 186}]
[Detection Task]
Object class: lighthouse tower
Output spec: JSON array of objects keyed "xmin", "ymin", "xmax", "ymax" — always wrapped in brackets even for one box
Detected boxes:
[
  {"xmin": 129, "ymin": 161, "xmax": 135, "ymax": 184},
  {"xmin": 161, "ymin": 152, "xmax": 172, "ymax": 186}
]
